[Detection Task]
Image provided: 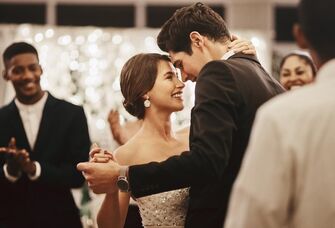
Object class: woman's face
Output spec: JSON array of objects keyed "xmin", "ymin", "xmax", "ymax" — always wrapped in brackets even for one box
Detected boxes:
[
  {"xmin": 147, "ymin": 60, "xmax": 185, "ymax": 113},
  {"xmin": 279, "ymin": 55, "xmax": 314, "ymax": 90}
]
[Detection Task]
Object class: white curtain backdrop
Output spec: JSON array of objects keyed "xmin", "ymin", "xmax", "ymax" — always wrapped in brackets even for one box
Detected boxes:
[
  {"xmin": 0, "ymin": 24, "xmax": 270, "ymax": 226},
  {"xmin": 0, "ymin": 24, "xmax": 270, "ymax": 151}
]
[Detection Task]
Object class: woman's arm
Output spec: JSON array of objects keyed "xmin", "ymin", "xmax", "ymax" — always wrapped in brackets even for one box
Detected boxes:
[
  {"xmin": 95, "ymin": 146, "xmax": 134, "ymax": 228},
  {"xmin": 97, "ymin": 191, "xmax": 130, "ymax": 228}
]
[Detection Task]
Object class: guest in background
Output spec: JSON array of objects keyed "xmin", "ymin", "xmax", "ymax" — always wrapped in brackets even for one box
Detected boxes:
[
  {"xmin": 108, "ymin": 110, "xmax": 142, "ymax": 146},
  {"xmin": 0, "ymin": 42, "xmax": 91, "ymax": 228},
  {"xmin": 225, "ymin": 0, "xmax": 335, "ymax": 227},
  {"xmin": 279, "ymin": 50, "xmax": 317, "ymax": 90}
]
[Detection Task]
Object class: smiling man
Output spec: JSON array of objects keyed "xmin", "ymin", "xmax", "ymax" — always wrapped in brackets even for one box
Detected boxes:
[{"xmin": 0, "ymin": 42, "xmax": 91, "ymax": 228}]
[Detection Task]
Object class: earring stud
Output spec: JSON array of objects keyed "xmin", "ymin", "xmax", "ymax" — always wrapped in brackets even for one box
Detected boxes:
[{"xmin": 144, "ymin": 98, "xmax": 151, "ymax": 108}]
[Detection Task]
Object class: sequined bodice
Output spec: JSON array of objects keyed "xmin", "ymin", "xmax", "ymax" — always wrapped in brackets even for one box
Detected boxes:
[{"xmin": 136, "ymin": 188, "xmax": 189, "ymax": 228}]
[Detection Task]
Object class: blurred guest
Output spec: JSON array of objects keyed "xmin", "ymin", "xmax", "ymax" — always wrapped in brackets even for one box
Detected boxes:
[
  {"xmin": 0, "ymin": 42, "xmax": 91, "ymax": 228},
  {"xmin": 279, "ymin": 50, "xmax": 317, "ymax": 90},
  {"xmin": 225, "ymin": 0, "xmax": 335, "ymax": 227},
  {"xmin": 108, "ymin": 110, "xmax": 142, "ymax": 146}
]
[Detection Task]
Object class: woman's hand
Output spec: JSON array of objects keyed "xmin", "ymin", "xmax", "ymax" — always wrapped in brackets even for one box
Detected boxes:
[
  {"xmin": 229, "ymin": 35, "xmax": 257, "ymax": 56},
  {"xmin": 90, "ymin": 146, "xmax": 114, "ymax": 163}
]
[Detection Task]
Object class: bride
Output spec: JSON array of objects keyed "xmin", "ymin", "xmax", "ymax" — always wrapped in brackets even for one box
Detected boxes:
[{"xmin": 96, "ymin": 53, "xmax": 189, "ymax": 228}]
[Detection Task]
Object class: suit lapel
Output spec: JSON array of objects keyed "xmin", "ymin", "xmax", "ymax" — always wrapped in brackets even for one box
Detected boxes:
[{"xmin": 8, "ymin": 101, "xmax": 32, "ymax": 151}]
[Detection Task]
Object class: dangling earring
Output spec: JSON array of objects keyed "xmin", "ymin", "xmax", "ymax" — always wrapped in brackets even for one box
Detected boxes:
[{"xmin": 144, "ymin": 96, "xmax": 151, "ymax": 108}]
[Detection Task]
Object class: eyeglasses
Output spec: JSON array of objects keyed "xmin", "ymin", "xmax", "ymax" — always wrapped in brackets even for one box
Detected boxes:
[{"xmin": 7, "ymin": 64, "xmax": 42, "ymax": 78}]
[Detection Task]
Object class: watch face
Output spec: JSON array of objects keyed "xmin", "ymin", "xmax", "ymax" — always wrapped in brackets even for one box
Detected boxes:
[{"xmin": 117, "ymin": 178, "xmax": 129, "ymax": 191}]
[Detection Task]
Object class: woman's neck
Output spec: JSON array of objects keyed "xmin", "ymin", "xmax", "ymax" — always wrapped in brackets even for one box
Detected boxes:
[{"xmin": 140, "ymin": 110, "xmax": 175, "ymax": 141}]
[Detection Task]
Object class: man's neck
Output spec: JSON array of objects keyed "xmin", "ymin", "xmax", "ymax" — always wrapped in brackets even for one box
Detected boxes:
[
  {"xmin": 17, "ymin": 91, "xmax": 45, "ymax": 105},
  {"xmin": 208, "ymin": 40, "xmax": 231, "ymax": 60}
]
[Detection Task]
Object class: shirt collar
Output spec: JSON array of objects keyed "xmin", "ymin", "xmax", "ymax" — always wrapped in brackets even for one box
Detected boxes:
[
  {"xmin": 15, "ymin": 92, "xmax": 48, "ymax": 112},
  {"xmin": 221, "ymin": 50, "xmax": 236, "ymax": 60},
  {"xmin": 316, "ymin": 59, "xmax": 335, "ymax": 84}
]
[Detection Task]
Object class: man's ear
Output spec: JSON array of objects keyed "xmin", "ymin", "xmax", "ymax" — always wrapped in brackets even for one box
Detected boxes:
[
  {"xmin": 2, "ymin": 69, "xmax": 9, "ymax": 81},
  {"xmin": 293, "ymin": 24, "xmax": 309, "ymax": 49},
  {"xmin": 189, "ymin": 31, "xmax": 204, "ymax": 48}
]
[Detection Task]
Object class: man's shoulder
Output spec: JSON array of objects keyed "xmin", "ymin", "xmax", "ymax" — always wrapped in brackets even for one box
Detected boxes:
[
  {"xmin": 49, "ymin": 95, "xmax": 83, "ymax": 111},
  {"xmin": 0, "ymin": 101, "xmax": 15, "ymax": 117},
  {"xmin": 198, "ymin": 60, "xmax": 232, "ymax": 82},
  {"xmin": 258, "ymin": 84, "xmax": 321, "ymax": 120},
  {"xmin": 200, "ymin": 54, "xmax": 262, "ymax": 78}
]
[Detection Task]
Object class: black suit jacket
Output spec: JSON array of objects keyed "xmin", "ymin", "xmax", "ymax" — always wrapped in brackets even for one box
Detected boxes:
[
  {"xmin": 0, "ymin": 93, "xmax": 91, "ymax": 228},
  {"xmin": 129, "ymin": 54, "xmax": 285, "ymax": 227}
]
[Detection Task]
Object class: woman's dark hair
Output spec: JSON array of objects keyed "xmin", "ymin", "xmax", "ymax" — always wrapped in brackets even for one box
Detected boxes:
[
  {"xmin": 157, "ymin": 2, "xmax": 230, "ymax": 54},
  {"xmin": 279, "ymin": 51, "xmax": 317, "ymax": 77},
  {"xmin": 120, "ymin": 53, "xmax": 170, "ymax": 119}
]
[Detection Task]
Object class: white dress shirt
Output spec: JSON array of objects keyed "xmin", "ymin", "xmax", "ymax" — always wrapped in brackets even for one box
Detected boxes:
[
  {"xmin": 225, "ymin": 59, "xmax": 335, "ymax": 228},
  {"xmin": 3, "ymin": 92, "xmax": 47, "ymax": 182}
]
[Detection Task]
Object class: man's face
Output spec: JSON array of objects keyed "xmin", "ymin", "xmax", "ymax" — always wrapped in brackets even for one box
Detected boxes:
[
  {"xmin": 3, "ymin": 53, "xmax": 43, "ymax": 103},
  {"xmin": 169, "ymin": 48, "xmax": 206, "ymax": 82}
]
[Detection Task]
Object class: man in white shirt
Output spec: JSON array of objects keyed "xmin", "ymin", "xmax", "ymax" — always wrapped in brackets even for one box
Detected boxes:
[
  {"xmin": 0, "ymin": 42, "xmax": 91, "ymax": 228},
  {"xmin": 225, "ymin": 0, "xmax": 335, "ymax": 227}
]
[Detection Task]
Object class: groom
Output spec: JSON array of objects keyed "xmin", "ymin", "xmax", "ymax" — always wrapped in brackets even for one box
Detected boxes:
[{"xmin": 78, "ymin": 2, "xmax": 285, "ymax": 227}]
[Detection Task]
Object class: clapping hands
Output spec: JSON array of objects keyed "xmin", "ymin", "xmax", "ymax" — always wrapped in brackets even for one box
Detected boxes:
[{"xmin": 0, "ymin": 137, "xmax": 36, "ymax": 176}]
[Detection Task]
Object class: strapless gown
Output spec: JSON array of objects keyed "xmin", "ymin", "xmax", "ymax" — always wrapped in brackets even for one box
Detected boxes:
[{"xmin": 136, "ymin": 188, "xmax": 189, "ymax": 228}]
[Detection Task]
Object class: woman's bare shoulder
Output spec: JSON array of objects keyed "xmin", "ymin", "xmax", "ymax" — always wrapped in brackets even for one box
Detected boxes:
[
  {"xmin": 114, "ymin": 144, "xmax": 135, "ymax": 166},
  {"xmin": 114, "ymin": 136, "xmax": 143, "ymax": 166},
  {"xmin": 175, "ymin": 126, "xmax": 189, "ymax": 141}
]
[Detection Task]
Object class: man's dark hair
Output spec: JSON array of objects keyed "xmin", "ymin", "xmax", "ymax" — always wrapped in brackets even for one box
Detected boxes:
[
  {"xmin": 298, "ymin": 0, "xmax": 335, "ymax": 61},
  {"xmin": 3, "ymin": 42, "xmax": 39, "ymax": 65},
  {"xmin": 157, "ymin": 2, "xmax": 230, "ymax": 55}
]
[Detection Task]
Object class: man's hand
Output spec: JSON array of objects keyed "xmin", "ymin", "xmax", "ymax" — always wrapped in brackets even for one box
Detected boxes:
[
  {"xmin": 3, "ymin": 138, "xmax": 21, "ymax": 176},
  {"xmin": 2, "ymin": 137, "xmax": 36, "ymax": 176},
  {"xmin": 77, "ymin": 160, "xmax": 121, "ymax": 194},
  {"xmin": 15, "ymin": 149, "xmax": 36, "ymax": 175}
]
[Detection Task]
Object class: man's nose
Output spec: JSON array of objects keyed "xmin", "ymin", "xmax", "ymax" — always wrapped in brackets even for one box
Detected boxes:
[
  {"xmin": 22, "ymin": 69, "xmax": 35, "ymax": 80},
  {"xmin": 181, "ymin": 71, "xmax": 189, "ymax": 82}
]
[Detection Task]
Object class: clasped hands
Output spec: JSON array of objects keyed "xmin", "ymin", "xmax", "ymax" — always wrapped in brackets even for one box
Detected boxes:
[
  {"xmin": 0, "ymin": 137, "xmax": 36, "ymax": 176},
  {"xmin": 77, "ymin": 145, "xmax": 122, "ymax": 194}
]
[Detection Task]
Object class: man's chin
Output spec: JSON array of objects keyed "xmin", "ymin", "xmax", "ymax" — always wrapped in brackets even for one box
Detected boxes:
[{"xmin": 18, "ymin": 89, "xmax": 41, "ymax": 99}]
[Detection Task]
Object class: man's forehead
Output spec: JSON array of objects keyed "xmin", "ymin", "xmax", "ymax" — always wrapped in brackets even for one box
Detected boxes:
[
  {"xmin": 8, "ymin": 53, "xmax": 38, "ymax": 65},
  {"xmin": 168, "ymin": 51, "xmax": 182, "ymax": 65}
]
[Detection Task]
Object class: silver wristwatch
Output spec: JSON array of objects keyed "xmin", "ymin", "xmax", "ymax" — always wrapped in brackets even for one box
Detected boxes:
[{"xmin": 116, "ymin": 166, "xmax": 130, "ymax": 192}]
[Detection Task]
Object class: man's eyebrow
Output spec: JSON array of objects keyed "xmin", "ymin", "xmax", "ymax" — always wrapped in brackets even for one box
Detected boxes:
[{"xmin": 173, "ymin": 60, "xmax": 181, "ymax": 67}]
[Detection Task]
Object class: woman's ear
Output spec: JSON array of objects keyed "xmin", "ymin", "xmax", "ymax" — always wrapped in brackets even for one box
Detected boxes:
[
  {"xmin": 293, "ymin": 24, "xmax": 309, "ymax": 49},
  {"xmin": 142, "ymin": 94, "xmax": 149, "ymax": 100}
]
